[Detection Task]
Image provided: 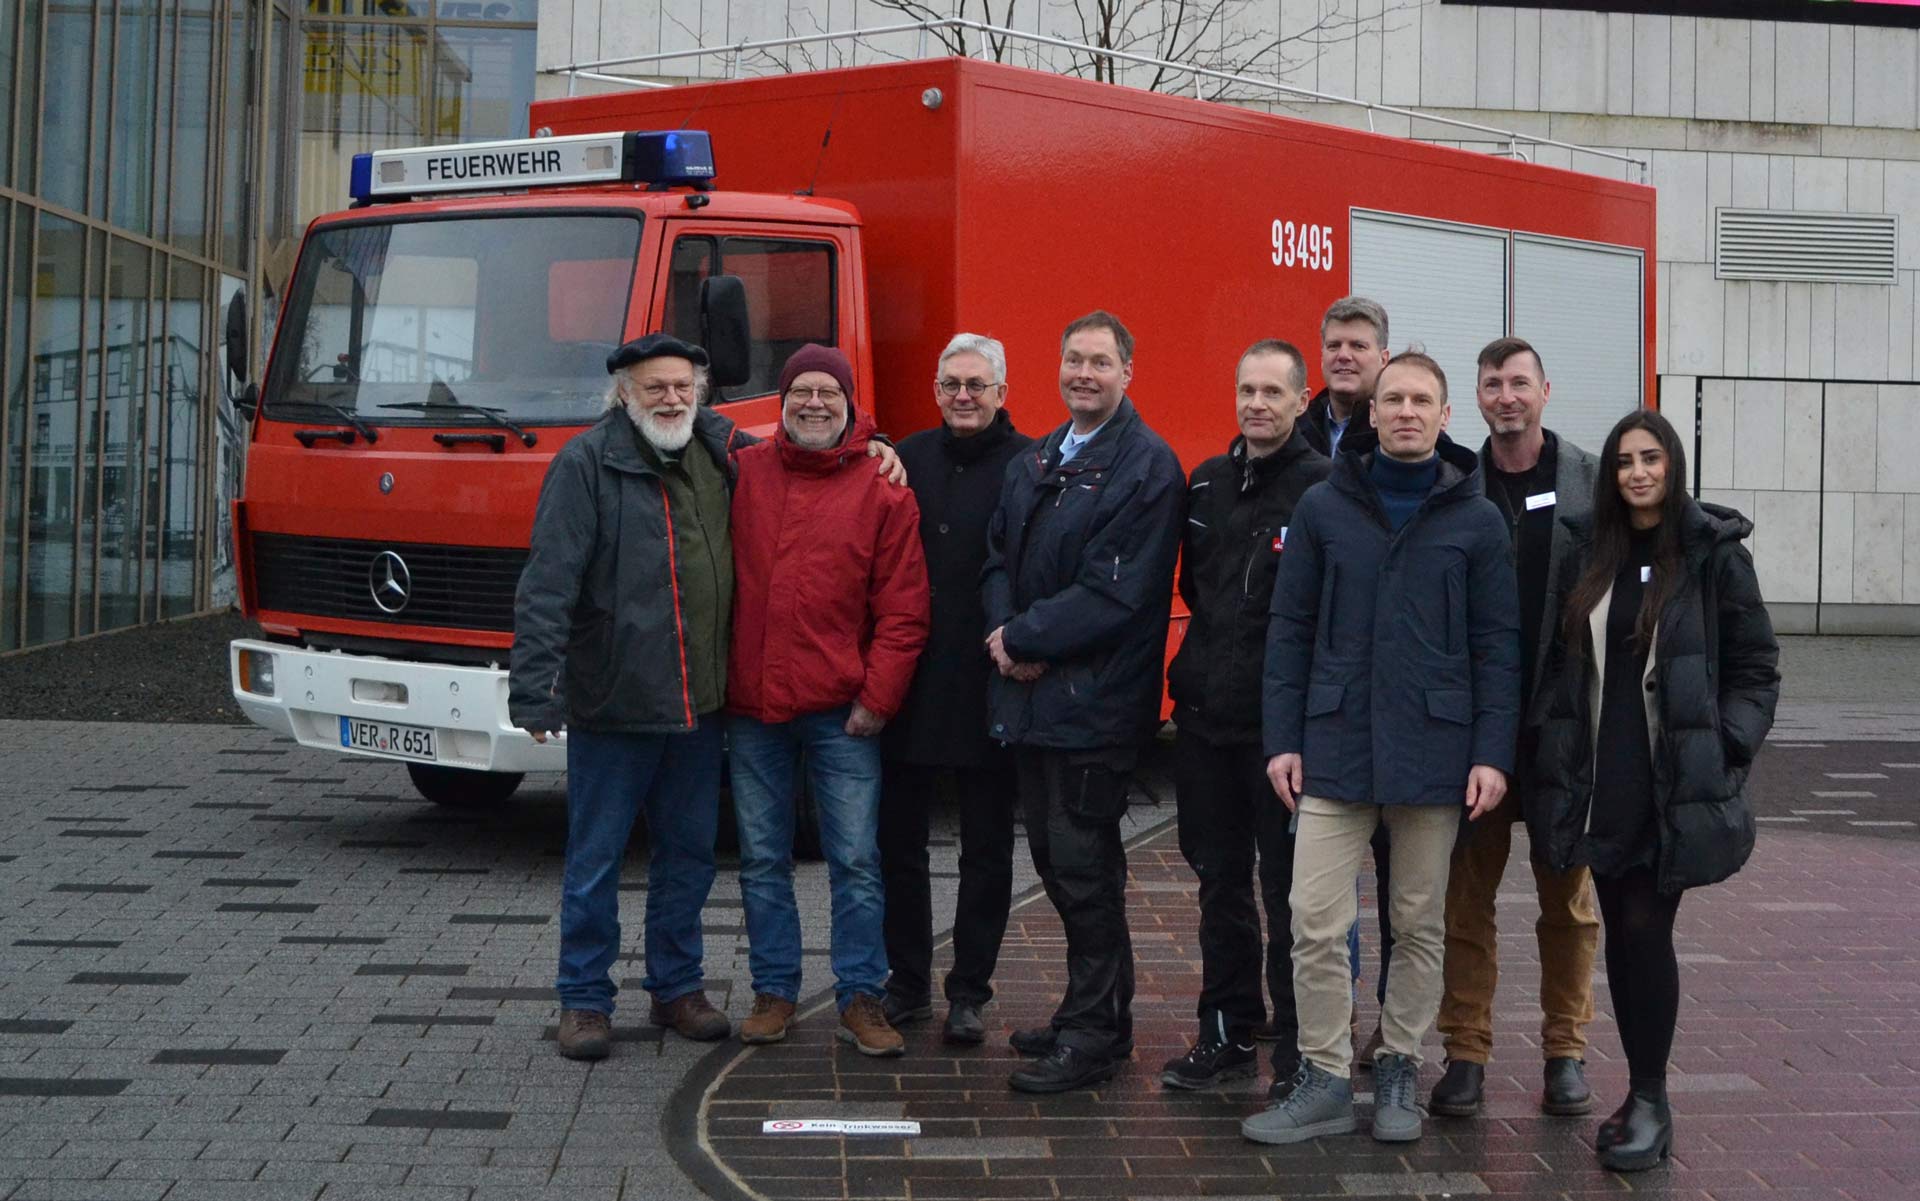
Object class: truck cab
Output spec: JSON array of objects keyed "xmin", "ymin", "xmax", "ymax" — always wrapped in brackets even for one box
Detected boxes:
[{"xmin": 229, "ymin": 130, "xmax": 866, "ymax": 805}]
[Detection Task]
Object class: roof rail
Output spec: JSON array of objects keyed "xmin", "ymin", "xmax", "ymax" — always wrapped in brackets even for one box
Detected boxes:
[{"xmin": 540, "ymin": 17, "xmax": 1649, "ymax": 184}]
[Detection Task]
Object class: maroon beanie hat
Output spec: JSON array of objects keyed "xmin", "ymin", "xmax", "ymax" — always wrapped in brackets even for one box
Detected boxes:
[{"xmin": 778, "ymin": 343, "xmax": 855, "ymax": 401}]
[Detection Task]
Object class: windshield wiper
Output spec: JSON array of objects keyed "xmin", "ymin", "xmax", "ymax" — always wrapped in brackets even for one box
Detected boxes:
[{"xmin": 379, "ymin": 383, "xmax": 537, "ymax": 447}]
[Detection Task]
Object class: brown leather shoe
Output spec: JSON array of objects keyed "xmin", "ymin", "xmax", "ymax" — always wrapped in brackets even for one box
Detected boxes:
[
  {"xmin": 739, "ymin": 993, "xmax": 796, "ymax": 1044},
  {"xmin": 649, "ymin": 991, "xmax": 731, "ymax": 1042},
  {"xmin": 838, "ymin": 993, "xmax": 905, "ymax": 1058},
  {"xmin": 556, "ymin": 1009, "xmax": 611, "ymax": 1061}
]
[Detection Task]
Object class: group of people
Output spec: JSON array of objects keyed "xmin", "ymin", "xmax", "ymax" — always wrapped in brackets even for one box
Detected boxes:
[{"xmin": 508, "ymin": 296, "xmax": 1781, "ymax": 1174}]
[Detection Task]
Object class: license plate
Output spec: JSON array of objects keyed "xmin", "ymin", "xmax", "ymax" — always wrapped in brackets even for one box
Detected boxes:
[{"xmin": 339, "ymin": 716, "xmax": 436, "ymax": 762}]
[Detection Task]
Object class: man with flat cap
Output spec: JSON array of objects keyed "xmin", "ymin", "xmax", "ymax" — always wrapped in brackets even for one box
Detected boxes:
[{"xmin": 512, "ymin": 333, "xmax": 903, "ymax": 1061}]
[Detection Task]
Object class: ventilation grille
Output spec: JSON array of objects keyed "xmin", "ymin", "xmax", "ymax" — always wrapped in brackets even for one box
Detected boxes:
[{"xmin": 1715, "ymin": 209, "xmax": 1898, "ymax": 284}]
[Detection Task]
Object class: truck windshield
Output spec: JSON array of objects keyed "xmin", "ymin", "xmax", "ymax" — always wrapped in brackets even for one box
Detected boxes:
[{"xmin": 266, "ymin": 213, "xmax": 641, "ymax": 427}]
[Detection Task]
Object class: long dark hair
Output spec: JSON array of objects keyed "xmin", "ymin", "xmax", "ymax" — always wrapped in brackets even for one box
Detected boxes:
[{"xmin": 1562, "ymin": 409, "xmax": 1691, "ymax": 652}]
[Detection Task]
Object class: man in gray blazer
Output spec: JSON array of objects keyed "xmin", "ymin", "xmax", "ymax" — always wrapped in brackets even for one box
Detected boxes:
[{"xmin": 1430, "ymin": 337, "xmax": 1603, "ymax": 1120}]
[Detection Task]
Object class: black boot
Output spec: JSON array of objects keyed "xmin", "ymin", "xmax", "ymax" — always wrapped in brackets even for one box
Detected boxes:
[
  {"xmin": 1594, "ymin": 1094, "xmax": 1634, "ymax": 1152},
  {"xmin": 1428, "ymin": 1059, "xmax": 1485, "ymax": 1117},
  {"xmin": 1597, "ymin": 1079, "xmax": 1672, "ymax": 1172},
  {"xmin": 1542, "ymin": 1057, "xmax": 1593, "ymax": 1116}
]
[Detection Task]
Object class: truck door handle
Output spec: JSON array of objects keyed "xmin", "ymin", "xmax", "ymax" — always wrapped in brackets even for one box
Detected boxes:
[
  {"xmin": 293, "ymin": 428, "xmax": 358, "ymax": 447},
  {"xmin": 433, "ymin": 432, "xmax": 507, "ymax": 453}
]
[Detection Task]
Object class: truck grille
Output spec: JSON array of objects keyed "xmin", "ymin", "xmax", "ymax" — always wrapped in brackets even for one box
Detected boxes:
[{"xmin": 250, "ymin": 534, "xmax": 527, "ymax": 632}]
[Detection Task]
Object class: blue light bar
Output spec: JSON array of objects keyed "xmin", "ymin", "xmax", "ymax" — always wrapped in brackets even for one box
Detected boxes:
[
  {"xmin": 626, "ymin": 130, "xmax": 716, "ymax": 188},
  {"xmin": 349, "ymin": 152, "xmax": 373, "ymax": 203}
]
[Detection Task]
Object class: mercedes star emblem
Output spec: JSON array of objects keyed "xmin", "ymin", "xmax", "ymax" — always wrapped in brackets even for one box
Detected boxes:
[
  {"xmin": 369, "ymin": 550, "xmax": 412, "ymax": 614},
  {"xmin": 379, "ymin": 472, "xmax": 395, "ymax": 494}
]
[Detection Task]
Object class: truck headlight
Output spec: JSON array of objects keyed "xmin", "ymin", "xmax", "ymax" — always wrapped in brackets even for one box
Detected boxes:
[{"xmin": 238, "ymin": 649, "xmax": 277, "ymax": 697}]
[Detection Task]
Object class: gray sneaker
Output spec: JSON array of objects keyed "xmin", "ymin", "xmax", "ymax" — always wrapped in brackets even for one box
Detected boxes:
[
  {"xmin": 1371, "ymin": 1052, "xmax": 1424, "ymax": 1142},
  {"xmin": 1240, "ymin": 1062, "xmax": 1357, "ymax": 1145}
]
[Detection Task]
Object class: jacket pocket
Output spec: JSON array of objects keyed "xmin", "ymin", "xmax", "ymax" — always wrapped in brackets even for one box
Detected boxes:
[
  {"xmin": 1425, "ymin": 688, "xmax": 1472, "ymax": 724},
  {"xmin": 1064, "ymin": 759, "xmax": 1132, "ymax": 823},
  {"xmin": 1317, "ymin": 564, "xmax": 1338, "ymax": 650},
  {"xmin": 1661, "ymin": 791, "xmax": 1756, "ymax": 892},
  {"xmin": 1306, "ymin": 682, "xmax": 1345, "ymax": 717}
]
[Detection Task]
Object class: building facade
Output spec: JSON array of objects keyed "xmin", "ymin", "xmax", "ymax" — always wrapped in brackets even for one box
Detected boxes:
[
  {"xmin": 538, "ymin": 0, "xmax": 1920, "ymax": 634},
  {"xmin": 0, "ymin": 0, "xmax": 535, "ymax": 654}
]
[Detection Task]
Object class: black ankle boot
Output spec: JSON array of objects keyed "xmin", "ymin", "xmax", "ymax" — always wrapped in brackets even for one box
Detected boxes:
[
  {"xmin": 1597, "ymin": 1079, "xmax": 1672, "ymax": 1172},
  {"xmin": 1594, "ymin": 1094, "xmax": 1634, "ymax": 1151}
]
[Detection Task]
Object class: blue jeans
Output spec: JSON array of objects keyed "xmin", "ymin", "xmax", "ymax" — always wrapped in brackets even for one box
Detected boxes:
[
  {"xmin": 556, "ymin": 720, "xmax": 723, "ymax": 1014},
  {"xmin": 730, "ymin": 707, "xmax": 887, "ymax": 1012}
]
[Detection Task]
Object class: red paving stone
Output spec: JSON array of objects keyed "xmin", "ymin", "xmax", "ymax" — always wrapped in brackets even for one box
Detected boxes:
[{"xmin": 685, "ymin": 744, "xmax": 1920, "ymax": 1199}]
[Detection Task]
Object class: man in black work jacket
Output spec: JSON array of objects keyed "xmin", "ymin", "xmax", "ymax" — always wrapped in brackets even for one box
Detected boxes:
[
  {"xmin": 878, "ymin": 332, "xmax": 1033, "ymax": 1046},
  {"xmin": 1160, "ymin": 339, "xmax": 1331, "ymax": 1093},
  {"xmin": 982, "ymin": 309, "xmax": 1184, "ymax": 1093}
]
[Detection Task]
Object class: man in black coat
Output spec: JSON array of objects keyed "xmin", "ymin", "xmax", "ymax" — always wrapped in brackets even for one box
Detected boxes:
[
  {"xmin": 878, "ymin": 333, "xmax": 1034, "ymax": 1045},
  {"xmin": 1159, "ymin": 339, "xmax": 1331, "ymax": 1093},
  {"xmin": 1242, "ymin": 351, "xmax": 1520, "ymax": 1147},
  {"xmin": 982, "ymin": 310, "xmax": 1184, "ymax": 1093}
]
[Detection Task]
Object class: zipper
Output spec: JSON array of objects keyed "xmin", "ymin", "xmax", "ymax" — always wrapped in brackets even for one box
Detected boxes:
[{"xmin": 1112, "ymin": 555, "xmax": 1120, "ymax": 582}]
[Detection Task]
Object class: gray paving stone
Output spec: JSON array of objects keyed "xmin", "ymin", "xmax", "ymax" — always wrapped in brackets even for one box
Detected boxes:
[{"xmin": 8, "ymin": 1182, "xmax": 171, "ymax": 1201}]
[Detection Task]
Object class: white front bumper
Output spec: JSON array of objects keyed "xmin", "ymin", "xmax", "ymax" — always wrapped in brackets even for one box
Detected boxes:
[{"xmin": 229, "ymin": 639, "xmax": 567, "ymax": 774}]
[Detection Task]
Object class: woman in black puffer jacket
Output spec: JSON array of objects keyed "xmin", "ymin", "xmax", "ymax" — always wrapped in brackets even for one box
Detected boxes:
[{"xmin": 1529, "ymin": 409, "xmax": 1780, "ymax": 1173}]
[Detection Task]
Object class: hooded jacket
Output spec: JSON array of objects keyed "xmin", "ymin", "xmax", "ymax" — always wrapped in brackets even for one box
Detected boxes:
[
  {"xmin": 726, "ymin": 404, "xmax": 931, "ymax": 725},
  {"xmin": 1527, "ymin": 500, "xmax": 1781, "ymax": 893},
  {"xmin": 982, "ymin": 397, "xmax": 1184, "ymax": 750},
  {"xmin": 1300, "ymin": 388, "xmax": 1370, "ymax": 458},
  {"xmin": 509, "ymin": 405, "xmax": 751, "ymax": 734},
  {"xmin": 1167, "ymin": 426, "xmax": 1332, "ymax": 746},
  {"xmin": 883, "ymin": 410, "xmax": 1034, "ymax": 767},
  {"xmin": 1262, "ymin": 438, "xmax": 1522, "ymax": 805}
]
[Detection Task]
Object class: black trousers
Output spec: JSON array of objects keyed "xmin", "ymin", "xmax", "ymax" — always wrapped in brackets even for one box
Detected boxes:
[
  {"xmin": 877, "ymin": 759, "xmax": 1018, "ymax": 1007},
  {"xmin": 1015, "ymin": 744, "xmax": 1136, "ymax": 1054},
  {"xmin": 1172, "ymin": 731, "xmax": 1296, "ymax": 1049}
]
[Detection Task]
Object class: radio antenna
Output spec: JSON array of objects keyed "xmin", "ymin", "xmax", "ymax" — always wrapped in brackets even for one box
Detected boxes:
[{"xmin": 798, "ymin": 92, "xmax": 845, "ymax": 197}]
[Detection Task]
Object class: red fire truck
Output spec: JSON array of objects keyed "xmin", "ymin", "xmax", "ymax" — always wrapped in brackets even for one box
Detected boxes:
[{"xmin": 228, "ymin": 57, "xmax": 1656, "ymax": 806}]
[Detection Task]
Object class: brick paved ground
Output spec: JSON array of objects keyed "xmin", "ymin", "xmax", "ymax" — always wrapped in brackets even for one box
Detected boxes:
[
  {"xmin": 0, "ymin": 707, "xmax": 1915, "ymax": 1200},
  {"xmin": 691, "ymin": 739, "xmax": 1920, "ymax": 1201}
]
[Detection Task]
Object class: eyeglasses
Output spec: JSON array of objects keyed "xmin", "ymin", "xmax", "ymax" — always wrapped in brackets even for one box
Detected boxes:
[
  {"xmin": 785, "ymin": 386, "xmax": 845, "ymax": 403},
  {"xmin": 936, "ymin": 377, "xmax": 1000, "ymax": 398},
  {"xmin": 637, "ymin": 381, "xmax": 697, "ymax": 400}
]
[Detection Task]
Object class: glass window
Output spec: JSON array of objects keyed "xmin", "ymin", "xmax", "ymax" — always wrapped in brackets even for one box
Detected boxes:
[
  {"xmin": 41, "ymin": 0, "xmax": 94, "ymax": 213},
  {"xmin": 15, "ymin": 1, "xmax": 43, "ymax": 195},
  {"xmin": 171, "ymin": 0, "xmax": 217, "ymax": 254},
  {"xmin": 98, "ymin": 239, "xmax": 153, "ymax": 634},
  {"xmin": 152, "ymin": 0, "xmax": 176, "ymax": 240},
  {"xmin": 0, "ymin": 0, "xmax": 16, "ymax": 189},
  {"xmin": 88, "ymin": 8, "xmax": 114, "ymax": 220},
  {"xmin": 162, "ymin": 259, "xmax": 207, "ymax": 616},
  {"xmin": 299, "ymin": 22, "xmax": 433, "ymax": 220},
  {"xmin": 212, "ymin": 275, "xmax": 246, "ymax": 608},
  {"xmin": 430, "ymin": 25, "xmax": 533, "ymax": 143},
  {"xmin": 265, "ymin": 214, "xmax": 640, "ymax": 427},
  {"xmin": 263, "ymin": 11, "xmax": 295, "ymax": 253},
  {"xmin": 1, "ymin": 202, "xmax": 19, "ymax": 651},
  {"xmin": 26, "ymin": 215, "xmax": 85, "ymax": 646},
  {"xmin": 109, "ymin": 0, "xmax": 161, "ymax": 236},
  {"xmin": 663, "ymin": 236, "xmax": 839, "ymax": 402},
  {"xmin": 76, "ymin": 231, "xmax": 107, "ymax": 633},
  {"xmin": 219, "ymin": 0, "xmax": 257, "ymax": 268}
]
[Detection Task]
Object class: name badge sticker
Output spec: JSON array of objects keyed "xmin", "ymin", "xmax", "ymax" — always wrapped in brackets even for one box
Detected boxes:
[
  {"xmin": 1525, "ymin": 491, "xmax": 1557, "ymax": 511},
  {"xmin": 1640, "ymin": 565, "xmax": 1652, "ymax": 583}
]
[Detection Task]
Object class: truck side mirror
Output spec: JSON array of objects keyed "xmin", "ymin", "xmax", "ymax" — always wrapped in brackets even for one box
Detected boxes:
[
  {"xmin": 234, "ymin": 382, "xmax": 259, "ymax": 422},
  {"xmin": 700, "ymin": 275, "xmax": 752, "ymax": 389},
  {"xmin": 224, "ymin": 290, "xmax": 250, "ymax": 387}
]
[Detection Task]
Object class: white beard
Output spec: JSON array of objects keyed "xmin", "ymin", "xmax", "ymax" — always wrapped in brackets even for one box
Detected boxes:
[{"xmin": 625, "ymin": 398, "xmax": 695, "ymax": 453}]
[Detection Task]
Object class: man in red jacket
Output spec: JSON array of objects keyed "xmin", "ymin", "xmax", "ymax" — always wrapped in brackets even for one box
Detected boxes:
[{"xmin": 727, "ymin": 344, "xmax": 931, "ymax": 1057}]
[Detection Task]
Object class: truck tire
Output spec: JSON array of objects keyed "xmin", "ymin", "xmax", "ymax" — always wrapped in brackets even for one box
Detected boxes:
[{"xmin": 406, "ymin": 763, "xmax": 524, "ymax": 808}]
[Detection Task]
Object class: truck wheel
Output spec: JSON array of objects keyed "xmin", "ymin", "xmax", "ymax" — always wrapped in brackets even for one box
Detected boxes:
[{"xmin": 406, "ymin": 763, "xmax": 524, "ymax": 807}]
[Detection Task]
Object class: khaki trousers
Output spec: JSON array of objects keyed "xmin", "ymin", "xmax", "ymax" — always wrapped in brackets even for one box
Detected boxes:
[
  {"xmin": 1290, "ymin": 796, "xmax": 1459, "ymax": 1076},
  {"xmin": 1436, "ymin": 809, "xmax": 1598, "ymax": 1063}
]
